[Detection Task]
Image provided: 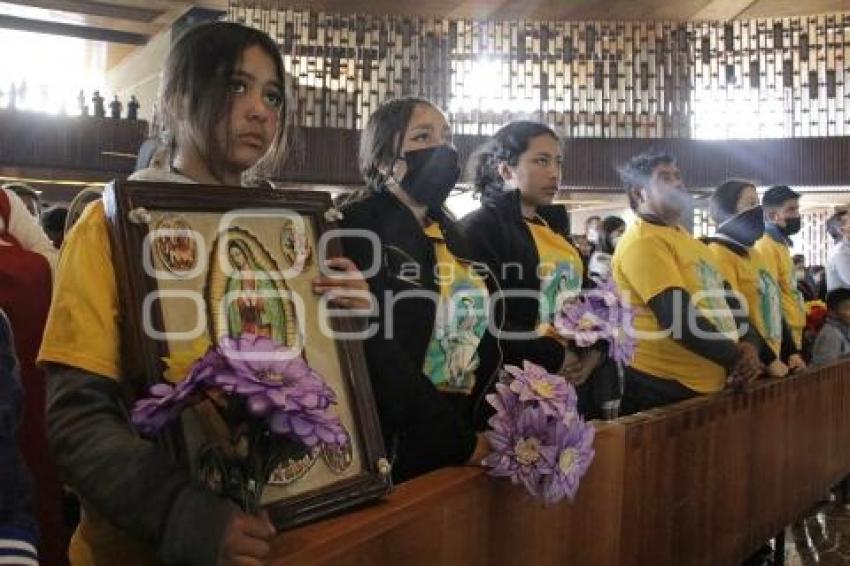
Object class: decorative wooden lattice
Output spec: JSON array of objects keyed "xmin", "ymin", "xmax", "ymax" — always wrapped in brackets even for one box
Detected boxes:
[{"xmin": 228, "ymin": 2, "xmax": 850, "ymax": 139}]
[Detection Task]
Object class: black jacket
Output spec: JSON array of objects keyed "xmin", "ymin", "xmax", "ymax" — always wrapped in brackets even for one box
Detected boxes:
[
  {"xmin": 460, "ymin": 189, "xmax": 569, "ymax": 372},
  {"xmin": 339, "ymin": 191, "xmax": 501, "ymax": 482}
]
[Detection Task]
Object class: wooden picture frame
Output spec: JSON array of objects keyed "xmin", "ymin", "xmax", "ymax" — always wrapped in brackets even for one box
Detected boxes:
[{"xmin": 103, "ymin": 180, "xmax": 390, "ymax": 529}]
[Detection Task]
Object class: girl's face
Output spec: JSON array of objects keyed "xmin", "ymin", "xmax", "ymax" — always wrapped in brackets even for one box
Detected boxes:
[
  {"xmin": 217, "ymin": 45, "xmax": 284, "ymax": 174},
  {"xmin": 390, "ymin": 103, "xmax": 452, "ymax": 180},
  {"xmin": 499, "ymin": 133, "xmax": 562, "ymax": 208}
]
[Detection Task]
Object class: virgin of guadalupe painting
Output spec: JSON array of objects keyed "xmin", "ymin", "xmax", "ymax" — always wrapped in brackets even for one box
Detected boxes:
[
  {"xmin": 105, "ymin": 180, "xmax": 390, "ymax": 529},
  {"xmin": 207, "ymin": 227, "xmax": 299, "ymax": 347}
]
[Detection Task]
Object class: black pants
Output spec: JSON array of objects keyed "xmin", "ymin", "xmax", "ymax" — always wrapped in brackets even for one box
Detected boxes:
[{"xmin": 620, "ymin": 366, "xmax": 699, "ymax": 416}]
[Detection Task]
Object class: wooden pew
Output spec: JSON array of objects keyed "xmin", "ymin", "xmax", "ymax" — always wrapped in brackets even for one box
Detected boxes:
[{"xmin": 269, "ymin": 361, "xmax": 850, "ymax": 565}]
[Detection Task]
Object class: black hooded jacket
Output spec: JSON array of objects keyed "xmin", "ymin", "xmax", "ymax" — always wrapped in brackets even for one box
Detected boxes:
[
  {"xmin": 460, "ymin": 188, "xmax": 571, "ymax": 372},
  {"xmin": 339, "ymin": 190, "xmax": 501, "ymax": 483}
]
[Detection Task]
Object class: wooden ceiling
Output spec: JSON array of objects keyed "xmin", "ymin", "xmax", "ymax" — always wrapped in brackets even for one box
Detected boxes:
[
  {"xmin": 0, "ymin": 0, "xmax": 846, "ymax": 47},
  {"xmin": 0, "ymin": 1, "xmax": 225, "ymax": 44}
]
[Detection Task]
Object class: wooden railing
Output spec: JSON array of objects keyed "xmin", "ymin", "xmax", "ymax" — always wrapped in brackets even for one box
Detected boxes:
[{"xmin": 269, "ymin": 361, "xmax": 850, "ymax": 565}]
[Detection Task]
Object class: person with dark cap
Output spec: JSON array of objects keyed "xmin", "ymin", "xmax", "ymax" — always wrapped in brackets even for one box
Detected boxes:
[
  {"xmin": 754, "ymin": 185, "xmax": 807, "ymax": 371},
  {"xmin": 612, "ymin": 151, "xmax": 762, "ymax": 414},
  {"xmin": 705, "ymin": 180, "xmax": 788, "ymax": 378}
]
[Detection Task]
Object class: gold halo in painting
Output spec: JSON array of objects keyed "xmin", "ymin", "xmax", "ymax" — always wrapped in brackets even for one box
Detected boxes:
[
  {"xmin": 153, "ymin": 214, "xmax": 198, "ymax": 276},
  {"xmin": 267, "ymin": 445, "xmax": 320, "ymax": 486},
  {"xmin": 321, "ymin": 427, "xmax": 354, "ymax": 475},
  {"xmin": 206, "ymin": 227, "xmax": 299, "ymax": 347},
  {"xmin": 280, "ymin": 216, "xmax": 313, "ymax": 271}
]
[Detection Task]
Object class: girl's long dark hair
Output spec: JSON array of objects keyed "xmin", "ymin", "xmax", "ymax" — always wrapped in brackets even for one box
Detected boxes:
[
  {"xmin": 155, "ymin": 21, "xmax": 293, "ymax": 182},
  {"xmin": 467, "ymin": 121, "xmax": 559, "ymax": 203}
]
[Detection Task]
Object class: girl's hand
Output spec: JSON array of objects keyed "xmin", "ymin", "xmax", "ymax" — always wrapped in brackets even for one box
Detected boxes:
[
  {"xmin": 312, "ymin": 257, "xmax": 373, "ymax": 311},
  {"xmin": 218, "ymin": 509, "xmax": 275, "ymax": 566}
]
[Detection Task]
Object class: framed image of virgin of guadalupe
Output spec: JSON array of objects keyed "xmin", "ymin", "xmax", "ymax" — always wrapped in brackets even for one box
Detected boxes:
[{"xmin": 103, "ymin": 180, "xmax": 390, "ymax": 529}]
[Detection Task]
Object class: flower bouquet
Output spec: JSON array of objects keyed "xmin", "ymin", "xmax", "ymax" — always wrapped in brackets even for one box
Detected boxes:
[
  {"xmin": 131, "ymin": 335, "xmax": 348, "ymax": 512},
  {"xmin": 482, "ymin": 361, "xmax": 595, "ymax": 504},
  {"xmin": 553, "ymin": 278, "xmax": 636, "ymax": 365}
]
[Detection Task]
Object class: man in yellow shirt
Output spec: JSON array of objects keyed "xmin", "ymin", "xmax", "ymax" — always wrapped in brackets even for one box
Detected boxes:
[
  {"xmin": 754, "ymin": 185, "xmax": 807, "ymax": 371},
  {"xmin": 612, "ymin": 152, "xmax": 762, "ymax": 414}
]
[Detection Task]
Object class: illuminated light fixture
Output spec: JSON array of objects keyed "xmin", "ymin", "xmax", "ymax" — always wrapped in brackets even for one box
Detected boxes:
[{"xmin": 448, "ymin": 57, "xmax": 540, "ymax": 116}]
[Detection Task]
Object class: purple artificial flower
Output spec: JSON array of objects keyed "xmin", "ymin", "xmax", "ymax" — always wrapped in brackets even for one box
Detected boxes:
[
  {"xmin": 131, "ymin": 345, "xmax": 223, "ymax": 435},
  {"xmin": 540, "ymin": 416, "xmax": 596, "ymax": 504},
  {"xmin": 483, "ymin": 403, "xmax": 559, "ymax": 498},
  {"xmin": 555, "ymin": 300, "xmax": 608, "ymax": 348},
  {"xmin": 553, "ymin": 278, "xmax": 637, "ymax": 366},
  {"xmin": 214, "ymin": 336, "xmax": 346, "ymax": 448},
  {"xmin": 505, "ymin": 361, "xmax": 576, "ymax": 418},
  {"xmin": 132, "ymin": 335, "xmax": 347, "ymax": 448}
]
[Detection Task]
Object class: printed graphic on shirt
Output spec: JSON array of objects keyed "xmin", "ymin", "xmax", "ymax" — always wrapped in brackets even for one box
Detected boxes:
[
  {"xmin": 525, "ymin": 219, "xmax": 584, "ymax": 324},
  {"xmin": 539, "ymin": 260, "xmax": 582, "ymax": 323},
  {"xmin": 758, "ymin": 268, "xmax": 783, "ymax": 342},
  {"xmin": 421, "ymin": 223, "xmax": 489, "ymax": 394},
  {"xmin": 695, "ymin": 259, "xmax": 738, "ymax": 337},
  {"xmin": 422, "ymin": 282, "xmax": 489, "ymax": 394}
]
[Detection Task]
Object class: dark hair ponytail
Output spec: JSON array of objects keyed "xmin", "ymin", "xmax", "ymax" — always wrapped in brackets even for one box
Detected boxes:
[{"xmin": 467, "ymin": 120, "xmax": 559, "ymax": 203}]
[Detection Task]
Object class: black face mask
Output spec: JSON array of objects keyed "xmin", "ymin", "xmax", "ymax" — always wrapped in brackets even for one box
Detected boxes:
[
  {"xmin": 397, "ymin": 145, "xmax": 460, "ymax": 214},
  {"xmin": 717, "ymin": 205, "xmax": 765, "ymax": 248},
  {"xmin": 782, "ymin": 216, "xmax": 802, "ymax": 236}
]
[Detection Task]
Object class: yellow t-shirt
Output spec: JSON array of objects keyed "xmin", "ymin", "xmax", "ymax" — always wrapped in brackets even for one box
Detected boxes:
[
  {"xmin": 708, "ymin": 242, "xmax": 783, "ymax": 358},
  {"xmin": 525, "ymin": 217, "xmax": 584, "ymax": 324},
  {"xmin": 612, "ymin": 219, "xmax": 738, "ymax": 393},
  {"xmin": 754, "ymin": 233, "xmax": 805, "ymax": 350},
  {"xmin": 39, "ymin": 201, "xmax": 121, "ymax": 378},
  {"xmin": 421, "ymin": 222, "xmax": 489, "ymax": 394}
]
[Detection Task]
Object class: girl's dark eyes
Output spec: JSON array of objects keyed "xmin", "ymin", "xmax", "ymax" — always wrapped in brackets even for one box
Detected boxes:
[
  {"xmin": 230, "ymin": 80, "xmax": 247, "ymax": 94},
  {"xmin": 264, "ymin": 91, "xmax": 283, "ymax": 108}
]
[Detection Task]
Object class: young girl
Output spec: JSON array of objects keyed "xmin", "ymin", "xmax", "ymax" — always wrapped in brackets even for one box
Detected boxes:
[
  {"xmin": 705, "ymin": 180, "xmax": 791, "ymax": 378},
  {"xmin": 339, "ymin": 96, "xmax": 494, "ymax": 482},
  {"xmin": 461, "ymin": 121, "xmax": 603, "ymax": 415},
  {"xmin": 38, "ymin": 22, "xmax": 366, "ymax": 565}
]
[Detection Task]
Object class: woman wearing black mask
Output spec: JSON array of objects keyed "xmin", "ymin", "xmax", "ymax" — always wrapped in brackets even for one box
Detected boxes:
[
  {"xmin": 339, "ymin": 97, "xmax": 495, "ymax": 482},
  {"xmin": 706, "ymin": 180, "xmax": 789, "ymax": 378}
]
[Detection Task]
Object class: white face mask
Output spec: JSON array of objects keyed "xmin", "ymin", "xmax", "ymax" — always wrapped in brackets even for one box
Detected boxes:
[{"xmin": 586, "ymin": 228, "xmax": 599, "ymax": 244}]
